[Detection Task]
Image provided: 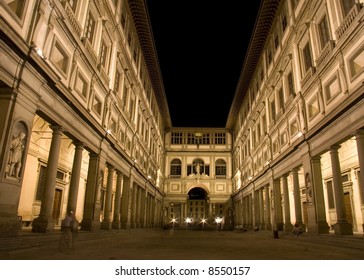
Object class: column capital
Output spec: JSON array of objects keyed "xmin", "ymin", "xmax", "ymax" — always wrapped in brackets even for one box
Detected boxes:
[
  {"xmin": 72, "ymin": 141, "xmax": 84, "ymax": 148},
  {"xmin": 330, "ymin": 144, "xmax": 341, "ymax": 151},
  {"xmin": 49, "ymin": 125, "xmax": 63, "ymax": 133}
]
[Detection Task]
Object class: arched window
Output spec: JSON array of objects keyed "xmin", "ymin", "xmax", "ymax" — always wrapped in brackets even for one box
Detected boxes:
[
  {"xmin": 187, "ymin": 158, "xmax": 210, "ymax": 176},
  {"xmin": 170, "ymin": 158, "xmax": 181, "ymax": 177},
  {"xmin": 215, "ymin": 159, "xmax": 226, "ymax": 177}
]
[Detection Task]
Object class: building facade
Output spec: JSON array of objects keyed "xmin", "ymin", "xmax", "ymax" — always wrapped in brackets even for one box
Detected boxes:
[
  {"xmin": 228, "ymin": 0, "xmax": 364, "ymax": 235},
  {"xmin": 0, "ymin": 0, "xmax": 363, "ymax": 237}
]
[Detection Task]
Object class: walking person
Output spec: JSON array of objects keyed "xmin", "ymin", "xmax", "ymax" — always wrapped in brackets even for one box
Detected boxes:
[{"xmin": 58, "ymin": 210, "xmax": 75, "ymax": 252}]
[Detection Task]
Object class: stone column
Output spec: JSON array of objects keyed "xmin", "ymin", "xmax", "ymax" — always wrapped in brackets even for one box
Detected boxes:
[
  {"xmin": 101, "ymin": 164, "xmax": 114, "ymax": 230},
  {"xmin": 273, "ymin": 178, "xmax": 283, "ymax": 231},
  {"xmin": 121, "ymin": 175, "xmax": 133, "ymax": 229},
  {"xmin": 67, "ymin": 141, "xmax": 84, "ymax": 213},
  {"xmin": 259, "ymin": 188, "xmax": 265, "ymax": 229},
  {"xmin": 282, "ymin": 174, "xmax": 293, "ymax": 232},
  {"xmin": 140, "ymin": 188, "xmax": 146, "ymax": 228},
  {"xmin": 81, "ymin": 152, "xmax": 106, "ymax": 231},
  {"xmin": 310, "ymin": 156, "xmax": 329, "ymax": 233},
  {"xmin": 330, "ymin": 145, "xmax": 353, "ymax": 235},
  {"xmin": 354, "ymin": 130, "xmax": 364, "ymax": 232},
  {"xmin": 112, "ymin": 172, "xmax": 123, "ymax": 229},
  {"xmin": 32, "ymin": 125, "xmax": 63, "ymax": 232},
  {"xmin": 264, "ymin": 185, "xmax": 272, "ymax": 230},
  {"xmin": 292, "ymin": 168, "xmax": 304, "ymax": 227}
]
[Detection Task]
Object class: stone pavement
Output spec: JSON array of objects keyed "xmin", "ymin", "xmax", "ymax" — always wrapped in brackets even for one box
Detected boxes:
[{"xmin": 0, "ymin": 228, "xmax": 364, "ymax": 260}]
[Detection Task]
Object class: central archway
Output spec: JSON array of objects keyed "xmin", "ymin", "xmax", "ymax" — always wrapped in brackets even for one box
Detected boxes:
[{"xmin": 187, "ymin": 187, "xmax": 208, "ymax": 223}]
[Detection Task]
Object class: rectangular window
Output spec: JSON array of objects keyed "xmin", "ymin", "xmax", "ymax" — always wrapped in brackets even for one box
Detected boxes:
[
  {"xmin": 93, "ymin": 95, "xmax": 103, "ymax": 116},
  {"xmin": 74, "ymin": 72, "xmax": 88, "ymax": 100},
  {"xmin": 348, "ymin": 47, "xmax": 364, "ymax": 80},
  {"xmin": 289, "ymin": 119, "xmax": 299, "ymax": 137},
  {"xmin": 303, "ymin": 42, "xmax": 313, "ymax": 73},
  {"xmin": 85, "ymin": 12, "xmax": 96, "ymax": 43},
  {"xmin": 340, "ymin": 0, "xmax": 355, "ymax": 16},
  {"xmin": 6, "ymin": 0, "xmax": 26, "ymax": 19},
  {"xmin": 201, "ymin": 133, "xmax": 210, "ymax": 144},
  {"xmin": 214, "ymin": 133, "xmax": 226, "ymax": 144},
  {"xmin": 171, "ymin": 132, "xmax": 183, "ymax": 144},
  {"xmin": 287, "ymin": 71, "xmax": 295, "ymax": 97},
  {"xmin": 67, "ymin": 0, "xmax": 78, "ymax": 12},
  {"xmin": 114, "ymin": 70, "xmax": 121, "ymax": 94},
  {"xmin": 36, "ymin": 165, "xmax": 47, "ymax": 200},
  {"xmin": 324, "ymin": 74, "xmax": 341, "ymax": 103},
  {"xmin": 99, "ymin": 39, "xmax": 108, "ymax": 69},
  {"xmin": 318, "ymin": 15, "xmax": 330, "ymax": 49},
  {"xmin": 50, "ymin": 40, "xmax": 70, "ymax": 76},
  {"xmin": 270, "ymin": 99, "xmax": 276, "ymax": 122},
  {"xmin": 308, "ymin": 95, "xmax": 320, "ymax": 119},
  {"xmin": 278, "ymin": 87, "xmax": 285, "ymax": 113},
  {"xmin": 280, "ymin": 131, "xmax": 287, "ymax": 146}
]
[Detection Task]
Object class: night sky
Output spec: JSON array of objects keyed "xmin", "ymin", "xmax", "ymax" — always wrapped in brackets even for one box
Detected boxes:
[{"xmin": 146, "ymin": 1, "xmax": 262, "ymax": 128}]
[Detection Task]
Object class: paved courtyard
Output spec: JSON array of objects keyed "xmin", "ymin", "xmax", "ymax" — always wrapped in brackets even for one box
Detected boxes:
[{"xmin": 1, "ymin": 228, "xmax": 363, "ymax": 260}]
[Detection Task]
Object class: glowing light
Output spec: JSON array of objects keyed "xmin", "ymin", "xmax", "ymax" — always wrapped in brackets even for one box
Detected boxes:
[
  {"xmin": 185, "ymin": 217, "xmax": 192, "ymax": 224},
  {"xmin": 35, "ymin": 47, "xmax": 44, "ymax": 58},
  {"xmin": 215, "ymin": 217, "xmax": 222, "ymax": 224}
]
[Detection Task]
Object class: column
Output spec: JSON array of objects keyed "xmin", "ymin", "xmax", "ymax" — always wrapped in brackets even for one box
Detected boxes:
[
  {"xmin": 310, "ymin": 156, "xmax": 329, "ymax": 233},
  {"xmin": 354, "ymin": 130, "xmax": 364, "ymax": 233},
  {"xmin": 67, "ymin": 141, "xmax": 84, "ymax": 213},
  {"xmin": 282, "ymin": 174, "xmax": 293, "ymax": 232},
  {"xmin": 273, "ymin": 178, "xmax": 283, "ymax": 231},
  {"xmin": 292, "ymin": 168, "xmax": 304, "ymax": 227},
  {"xmin": 140, "ymin": 188, "xmax": 146, "ymax": 228},
  {"xmin": 259, "ymin": 188, "xmax": 265, "ymax": 229},
  {"xmin": 330, "ymin": 145, "xmax": 353, "ymax": 235},
  {"xmin": 264, "ymin": 185, "xmax": 272, "ymax": 230},
  {"xmin": 112, "ymin": 172, "xmax": 123, "ymax": 229},
  {"xmin": 32, "ymin": 125, "xmax": 63, "ymax": 233},
  {"xmin": 101, "ymin": 164, "xmax": 114, "ymax": 230},
  {"xmin": 80, "ymin": 153, "xmax": 105, "ymax": 231},
  {"xmin": 121, "ymin": 175, "xmax": 133, "ymax": 229}
]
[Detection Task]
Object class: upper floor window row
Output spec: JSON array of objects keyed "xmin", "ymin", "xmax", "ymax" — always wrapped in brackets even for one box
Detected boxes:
[{"xmin": 171, "ymin": 132, "xmax": 226, "ymax": 145}]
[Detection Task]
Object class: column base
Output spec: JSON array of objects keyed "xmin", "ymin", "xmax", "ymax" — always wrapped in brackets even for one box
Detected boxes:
[
  {"xmin": 0, "ymin": 217, "xmax": 22, "ymax": 237},
  {"xmin": 284, "ymin": 223, "xmax": 294, "ymax": 233},
  {"xmin": 80, "ymin": 219, "xmax": 101, "ymax": 231},
  {"xmin": 31, "ymin": 216, "xmax": 54, "ymax": 233},
  {"xmin": 101, "ymin": 221, "xmax": 112, "ymax": 230},
  {"xmin": 334, "ymin": 222, "xmax": 353, "ymax": 235},
  {"xmin": 315, "ymin": 221, "xmax": 330, "ymax": 234},
  {"xmin": 112, "ymin": 221, "xmax": 121, "ymax": 229},
  {"xmin": 265, "ymin": 223, "xmax": 272, "ymax": 231}
]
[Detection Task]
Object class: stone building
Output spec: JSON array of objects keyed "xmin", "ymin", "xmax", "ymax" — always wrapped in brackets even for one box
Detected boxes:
[{"xmin": 0, "ymin": 0, "xmax": 363, "ymax": 237}]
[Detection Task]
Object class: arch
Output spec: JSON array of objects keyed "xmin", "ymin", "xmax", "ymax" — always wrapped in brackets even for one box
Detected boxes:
[{"xmin": 188, "ymin": 187, "xmax": 208, "ymax": 200}]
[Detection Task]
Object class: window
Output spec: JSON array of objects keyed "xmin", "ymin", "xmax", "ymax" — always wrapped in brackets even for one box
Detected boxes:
[
  {"xmin": 289, "ymin": 119, "xmax": 299, "ymax": 137},
  {"xmin": 214, "ymin": 133, "xmax": 226, "ymax": 144},
  {"xmin": 85, "ymin": 12, "xmax": 96, "ymax": 43},
  {"xmin": 303, "ymin": 42, "xmax": 313, "ymax": 73},
  {"xmin": 36, "ymin": 165, "xmax": 47, "ymax": 200},
  {"xmin": 170, "ymin": 159, "xmax": 182, "ymax": 177},
  {"xmin": 270, "ymin": 98, "xmax": 276, "ymax": 123},
  {"xmin": 324, "ymin": 73, "xmax": 341, "ymax": 103},
  {"xmin": 187, "ymin": 133, "xmax": 196, "ymax": 144},
  {"xmin": 280, "ymin": 131, "xmax": 288, "ymax": 146},
  {"xmin": 114, "ymin": 70, "xmax": 121, "ymax": 95},
  {"xmin": 50, "ymin": 40, "xmax": 70, "ymax": 76},
  {"xmin": 287, "ymin": 71, "xmax": 295, "ymax": 97},
  {"xmin": 308, "ymin": 95, "xmax": 320, "ymax": 119},
  {"xmin": 340, "ymin": 0, "xmax": 355, "ymax": 17},
  {"xmin": 318, "ymin": 15, "xmax": 330, "ymax": 49},
  {"xmin": 74, "ymin": 71, "xmax": 88, "ymax": 100},
  {"xmin": 171, "ymin": 132, "xmax": 183, "ymax": 144},
  {"xmin": 93, "ymin": 95, "xmax": 103, "ymax": 116},
  {"xmin": 201, "ymin": 133, "xmax": 210, "ymax": 144},
  {"xmin": 348, "ymin": 46, "xmax": 364, "ymax": 80},
  {"xmin": 281, "ymin": 10, "xmax": 287, "ymax": 32},
  {"xmin": 67, "ymin": 0, "xmax": 78, "ymax": 12},
  {"xmin": 278, "ymin": 87, "xmax": 285, "ymax": 113},
  {"xmin": 5, "ymin": 0, "xmax": 26, "ymax": 19},
  {"xmin": 215, "ymin": 159, "xmax": 226, "ymax": 177},
  {"xmin": 99, "ymin": 39, "xmax": 109, "ymax": 69}
]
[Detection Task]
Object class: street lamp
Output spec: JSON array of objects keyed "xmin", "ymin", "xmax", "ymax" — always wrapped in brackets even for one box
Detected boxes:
[
  {"xmin": 201, "ymin": 218, "xmax": 207, "ymax": 229},
  {"xmin": 185, "ymin": 217, "xmax": 192, "ymax": 229},
  {"xmin": 215, "ymin": 217, "xmax": 222, "ymax": 230}
]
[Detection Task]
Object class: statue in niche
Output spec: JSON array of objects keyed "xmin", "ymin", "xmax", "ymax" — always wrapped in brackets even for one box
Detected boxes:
[
  {"xmin": 7, "ymin": 132, "xmax": 26, "ymax": 179},
  {"xmin": 305, "ymin": 172, "xmax": 313, "ymax": 204}
]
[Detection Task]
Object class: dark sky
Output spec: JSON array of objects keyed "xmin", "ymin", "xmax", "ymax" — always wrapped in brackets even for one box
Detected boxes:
[{"xmin": 146, "ymin": 1, "xmax": 262, "ymax": 127}]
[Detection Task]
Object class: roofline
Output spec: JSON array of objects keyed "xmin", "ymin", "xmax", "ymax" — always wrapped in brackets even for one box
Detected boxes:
[
  {"xmin": 225, "ymin": 0, "xmax": 280, "ymax": 129},
  {"xmin": 128, "ymin": 0, "xmax": 173, "ymax": 129}
]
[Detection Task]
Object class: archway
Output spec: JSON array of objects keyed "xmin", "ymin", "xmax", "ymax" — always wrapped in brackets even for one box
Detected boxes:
[{"xmin": 187, "ymin": 187, "xmax": 208, "ymax": 224}]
